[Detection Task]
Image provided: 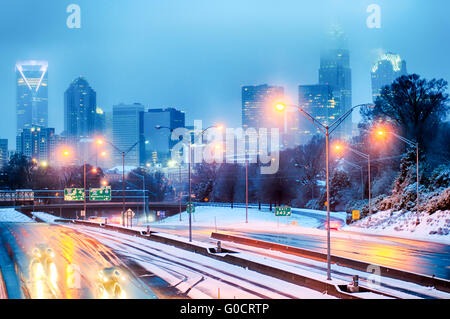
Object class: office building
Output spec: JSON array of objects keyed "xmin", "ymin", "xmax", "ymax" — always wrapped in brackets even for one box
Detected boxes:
[
  {"xmin": 371, "ymin": 52, "xmax": 407, "ymax": 102},
  {"xmin": 16, "ymin": 126, "xmax": 55, "ymax": 163},
  {"xmin": 298, "ymin": 84, "xmax": 335, "ymax": 143},
  {"xmin": 0, "ymin": 139, "xmax": 8, "ymax": 168},
  {"xmin": 318, "ymin": 27, "xmax": 352, "ymax": 138},
  {"xmin": 112, "ymin": 103, "xmax": 145, "ymax": 167},
  {"xmin": 16, "ymin": 61, "xmax": 48, "ymax": 133},
  {"xmin": 64, "ymin": 76, "xmax": 98, "ymax": 139},
  {"xmin": 242, "ymin": 84, "xmax": 284, "ymax": 130}
]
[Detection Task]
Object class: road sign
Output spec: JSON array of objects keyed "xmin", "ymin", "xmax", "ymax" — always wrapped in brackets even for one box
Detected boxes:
[
  {"xmin": 64, "ymin": 188, "xmax": 85, "ymax": 201},
  {"xmin": 187, "ymin": 203, "xmax": 195, "ymax": 213},
  {"xmin": 275, "ymin": 206, "xmax": 292, "ymax": 216},
  {"xmin": 89, "ymin": 186, "xmax": 111, "ymax": 201},
  {"xmin": 352, "ymin": 210, "xmax": 360, "ymax": 220},
  {"xmin": 80, "ymin": 210, "xmax": 85, "ymax": 217}
]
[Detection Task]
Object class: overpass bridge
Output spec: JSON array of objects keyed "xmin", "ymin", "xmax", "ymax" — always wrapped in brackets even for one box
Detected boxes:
[{"xmin": 16, "ymin": 201, "xmax": 186, "ymax": 220}]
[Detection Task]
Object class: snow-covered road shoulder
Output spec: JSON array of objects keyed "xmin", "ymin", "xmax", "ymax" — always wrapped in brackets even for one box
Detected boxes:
[{"xmin": 0, "ymin": 208, "xmax": 35, "ymax": 223}]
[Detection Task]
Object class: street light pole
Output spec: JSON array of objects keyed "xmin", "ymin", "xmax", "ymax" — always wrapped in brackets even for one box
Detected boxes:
[
  {"xmin": 325, "ymin": 127, "xmax": 331, "ymax": 278},
  {"xmin": 245, "ymin": 156, "xmax": 248, "ymax": 224},
  {"xmin": 378, "ymin": 131, "xmax": 420, "ymax": 217},
  {"xmin": 122, "ymin": 151, "xmax": 125, "ymax": 226},
  {"xmin": 188, "ymin": 138, "xmax": 192, "ymax": 242},
  {"xmin": 336, "ymin": 145, "xmax": 372, "ymax": 214},
  {"xmin": 276, "ymin": 103, "xmax": 370, "ymax": 281},
  {"xmin": 83, "ymin": 159, "xmax": 86, "ymax": 220},
  {"xmin": 98, "ymin": 138, "xmax": 141, "ymax": 227},
  {"xmin": 156, "ymin": 124, "xmax": 222, "ymax": 242}
]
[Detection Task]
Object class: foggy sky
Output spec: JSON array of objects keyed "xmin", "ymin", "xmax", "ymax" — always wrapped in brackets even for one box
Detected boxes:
[{"xmin": 1, "ymin": 0, "xmax": 449, "ymax": 149}]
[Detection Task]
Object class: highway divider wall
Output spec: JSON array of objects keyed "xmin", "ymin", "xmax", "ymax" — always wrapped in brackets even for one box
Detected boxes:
[
  {"xmin": 211, "ymin": 232, "xmax": 450, "ymax": 293},
  {"xmin": 59, "ymin": 219, "xmax": 388, "ymax": 299}
]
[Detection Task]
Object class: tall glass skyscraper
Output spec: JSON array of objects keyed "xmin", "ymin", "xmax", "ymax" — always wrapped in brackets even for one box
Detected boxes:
[
  {"xmin": 0, "ymin": 139, "xmax": 8, "ymax": 169},
  {"xmin": 16, "ymin": 61, "xmax": 48, "ymax": 134},
  {"xmin": 242, "ymin": 84, "xmax": 284, "ymax": 130},
  {"xmin": 298, "ymin": 84, "xmax": 335, "ymax": 143},
  {"xmin": 64, "ymin": 76, "xmax": 98, "ymax": 139},
  {"xmin": 112, "ymin": 103, "xmax": 145, "ymax": 167},
  {"xmin": 318, "ymin": 27, "xmax": 352, "ymax": 138},
  {"xmin": 371, "ymin": 52, "xmax": 407, "ymax": 102}
]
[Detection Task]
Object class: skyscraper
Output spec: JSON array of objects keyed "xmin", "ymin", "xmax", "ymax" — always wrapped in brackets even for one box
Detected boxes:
[
  {"xmin": 0, "ymin": 139, "xmax": 8, "ymax": 169},
  {"xmin": 298, "ymin": 84, "xmax": 335, "ymax": 143},
  {"xmin": 16, "ymin": 126, "xmax": 55, "ymax": 163},
  {"xmin": 371, "ymin": 52, "xmax": 407, "ymax": 102},
  {"xmin": 318, "ymin": 27, "xmax": 352, "ymax": 138},
  {"xmin": 141, "ymin": 107, "xmax": 185, "ymax": 166},
  {"xmin": 16, "ymin": 61, "xmax": 48, "ymax": 134},
  {"xmin": 242, "ymin": 84, "xmax": 284, "ymax": 130},
  {"xmin": 64, "ymin": 76, "xmax": 98, "ymax": 139},
  {"xmin": 112, "ymin": 103, "xmax": 145, "ymax": 167}
]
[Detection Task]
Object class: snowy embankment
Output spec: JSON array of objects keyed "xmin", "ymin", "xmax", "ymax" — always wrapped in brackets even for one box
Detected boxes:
[
  {"xmin": 149, "ymin": 205, "xmax": 346, "ymax": 235},
  {"xmin": 149, "ymin": 205, "xmax": 450, "ymax": 245},
  {"xmin": 343, "ymin": 209, "xmax": 450, "ymax": 245},
  {"xmin": 0, "ymin": 208, "xmax": 35, "ymax": 223},
  {"xmin": 32, "ymin": 211, "xmax": 65, "ymax": 223}
]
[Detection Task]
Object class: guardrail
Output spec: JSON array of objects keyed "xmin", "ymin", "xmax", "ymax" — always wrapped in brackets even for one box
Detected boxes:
[
  {"xmin": 59, "ymin": 219, "xmax": 395, "ymax": 299},
  {"xmin": 210, "ymin": 232, "xmax": 450, "ymax": 293}
]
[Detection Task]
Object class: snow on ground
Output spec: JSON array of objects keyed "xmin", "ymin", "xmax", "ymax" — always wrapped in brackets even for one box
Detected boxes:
[
  {"xmin": 145, "ymin": 205, "xmax": 449, "ymax": 245},
  {"xmin": 32, "ymin": 211, "xmax": 65, "ymax": 223},
  {"xmin": 71, "ymin": 225, "xmax": 337, "ymax": 299},
  {"xmin": 344, "ymin": 209, "xmax": 450, "ymax": 245},
  {"xmin": 149, "ymin": 206, "xmax": 345, "ymax": 233},
  {"xmin": 0, "ymin": 208, "xmax": 35, "ymax": 223}
]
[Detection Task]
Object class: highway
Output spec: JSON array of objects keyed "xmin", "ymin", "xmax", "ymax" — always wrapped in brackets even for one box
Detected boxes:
[
  {"xmin": 0, "ymin": 222, "xmax": 336, "ymax": 299},
  {"xmin": 0, "ymin": 223, "xmax": 178, "ymax": 299},
  {"xmin": 149, "ymin": 220, "xmax": 450, "ymax": 280}
]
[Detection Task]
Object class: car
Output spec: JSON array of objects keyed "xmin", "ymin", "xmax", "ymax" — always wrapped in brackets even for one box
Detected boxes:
[
  {"xmin": 96, "ymin": 267, "xmax": 126, "ymax": 299},
  {"xmin": 325, "ymin": 220, "xmax": 341, "ymax": 230},
  {"xmin": 29, "ymin": 244, "xmax": 58, "ymax": 296}
]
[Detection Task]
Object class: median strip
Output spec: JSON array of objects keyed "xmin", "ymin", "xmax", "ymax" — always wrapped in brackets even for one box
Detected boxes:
[
  {"xmin": 210, "ymin": 232, "xmax": 450, "ymax": 294},
  {"xmin": 61, "ymin": 219, "xmax": 394, "ymax": 299}
]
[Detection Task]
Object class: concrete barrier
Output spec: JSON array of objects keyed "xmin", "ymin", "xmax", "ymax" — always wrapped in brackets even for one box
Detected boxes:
[
  {"xmin": 211, "ymin": 232, "xmax": 450, "ymax": 293},
  {"xmin": 64, "ymin": 219, "xmax": 394, "ymax": 299}
]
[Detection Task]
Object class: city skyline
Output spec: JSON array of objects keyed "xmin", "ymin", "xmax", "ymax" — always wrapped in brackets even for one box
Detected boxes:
[{"xmin": 1, "ymin": 1, "xmax": 450, "ymax": 150}]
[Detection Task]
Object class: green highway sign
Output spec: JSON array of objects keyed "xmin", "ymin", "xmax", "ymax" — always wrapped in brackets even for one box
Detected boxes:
[
  {"xmin": 64, "ymin": 188, "xmax": 85, "ymax": 201},
  {"xmin": 89, "ymin": 186, "xmax": 111, "ymax": 201},
  {"xmin": 187, "ymin": 203, "xmax": 195, "ymax": 213},
  {"xmin": 275, "ymin": 206, "xmax": 292, "ymax": 216}
]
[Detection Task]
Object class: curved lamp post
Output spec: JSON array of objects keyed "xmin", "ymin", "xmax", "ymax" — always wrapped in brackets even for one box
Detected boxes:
[
  {"xmin": 156, "ymin": 124, "xmax": 223, "ymax": 242},
  {"xmin": 275, "ymin": 102, "xmax": 372, "ymax": 280}
]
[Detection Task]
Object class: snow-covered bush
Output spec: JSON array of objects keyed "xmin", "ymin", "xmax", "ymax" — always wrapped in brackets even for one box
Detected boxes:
[{"xmin": 427, "ymin": 165, "xmax": 450, "ymax": 191}]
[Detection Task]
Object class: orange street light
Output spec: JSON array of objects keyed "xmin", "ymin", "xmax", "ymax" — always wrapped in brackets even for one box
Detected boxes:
[
  {"xmin": 100, "ymin": 151, "xmax": 107, "ymax": 157},
  {"xmin": 91, "ymin": 167, "xmax": 98, "ymax": 174},
  {"xmin": 275, "ymin": 103, "xmax": 286, "ymax": 111}
]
